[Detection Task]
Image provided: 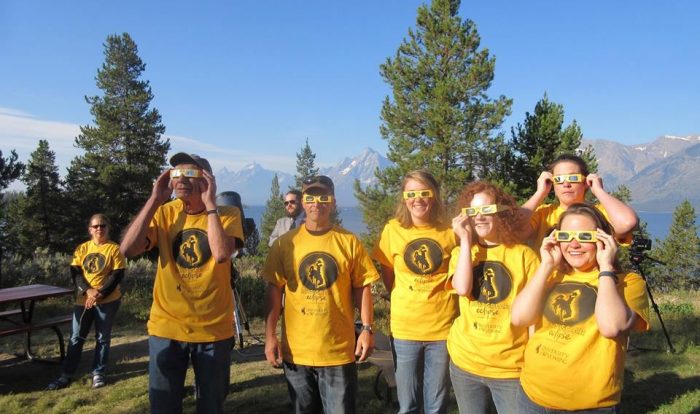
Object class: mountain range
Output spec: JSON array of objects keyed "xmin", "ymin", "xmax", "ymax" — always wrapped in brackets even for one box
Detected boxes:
[{"xmin": 216, "ymin": 136, "xmax": 699, "ymax": 212}]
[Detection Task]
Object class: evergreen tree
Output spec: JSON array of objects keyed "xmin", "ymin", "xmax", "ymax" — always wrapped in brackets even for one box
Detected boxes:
[
  {"xmin": 0, "ymin": 149, "xmax": 25, "ymax": 285},
  {"xmin": 7, "ymin": 140, "xmax": 68, "ymax": 256},
  {"xmin": 64, "ymin": 33, "xmax": 169, "ymax": 246},
  {"xmin": 648, "ymin": 200, "xmax": 700, "ymax": 291},
  {"xmin": 258, "ymin": 174, "xmax": 285, "ymax": 258},
  {"xmin": 294, "ymin": 138, "xmax": 319, "ymax": 189},
  {"xmin": 508, "ymin": 94, "xmax": 596, "ymax": 201},
  {"xmin": 356, "ymin": 0, "xmax": 511, "ymax": 241},
  {"xmin": 0, "ymin": 150, "xmax": 25, "ymax": 193}
]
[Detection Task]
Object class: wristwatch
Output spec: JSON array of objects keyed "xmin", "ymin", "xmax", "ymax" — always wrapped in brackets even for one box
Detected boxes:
[{"xmin": 361, "ymin": 324, "xmax": 373, "ymax": 334}]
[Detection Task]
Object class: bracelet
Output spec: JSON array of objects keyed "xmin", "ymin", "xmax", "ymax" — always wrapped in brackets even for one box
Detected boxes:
[
  {"xmin": 598, "ymin": 271, "xmax": 618, "ymax": 283},
  {"xmin": 206, "ymin": 209, "xmax": 218, "ymax": 215}
]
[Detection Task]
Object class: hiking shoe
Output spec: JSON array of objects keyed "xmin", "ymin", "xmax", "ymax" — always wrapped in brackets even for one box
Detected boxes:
[
  {"xmin": 47, "ymin": 375, "xmax": 71, "ymax": 390},
  {"xmin": 92, "ymin": 374, "xmax": 106, "ymax": 389}
]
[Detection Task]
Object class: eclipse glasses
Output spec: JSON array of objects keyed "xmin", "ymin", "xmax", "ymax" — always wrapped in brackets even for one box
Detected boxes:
[
  {"xmin": 553, "ymin": 230, "xmax": 597, "ymax": 243},
  {"xmin": 170, "ymin": 168, "xmax": 202, "ymax": 179},
  {"xmin": 403, "ymin": 189, "xmax": 433, "ymax": 200},
  {"xmin": 303, "ymin": 194, "xmax": 334, "ymax": 204},
  {"xmin": 552, "ymin": 174, "xmax": 584, "ymax": 184},
  {"xmin": 462, "ymin": 204, "xmax": 510, "ymax": 217}
]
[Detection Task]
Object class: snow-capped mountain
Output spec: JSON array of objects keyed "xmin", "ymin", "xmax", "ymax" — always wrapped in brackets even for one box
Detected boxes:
[
  {"xmin": 216, "ymin": 162, "xmax": 294, "ymax": 206},
  {"xmin": 320, "ymin": 147, "xmax": 393, "ymax": 206},
  {"xmin": 215, "ymin": 148, "xmax": 392, "ymax": 206},
  {"xmin": 583, "ymin": 135, "xmax": 700, "ymax": 211}
]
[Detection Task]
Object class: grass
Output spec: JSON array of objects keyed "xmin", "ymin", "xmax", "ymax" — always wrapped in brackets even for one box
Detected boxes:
[{"xmin": 0, "ymin": 291, "xmax": 699, "ymax": 413}]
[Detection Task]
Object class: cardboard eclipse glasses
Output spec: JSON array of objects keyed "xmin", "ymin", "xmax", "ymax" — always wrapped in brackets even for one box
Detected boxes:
[
  {"xmin": 403, "ymin": 189, "xmax": 433, "ymax": 200},
  {"xmin": 170, "ymin": 168, "xmax": 203, "ymax": 179},
  {"xmin": 552, "ymin": 174, "xmax": 584, "ymax": 184},
  {"xmin": 462, "ymin": 204, "xmax": 510, "ymax": 216},
  {"xmin": 303, "ymin": 194, "xmax": 334, "ymax": 204},
  {"xmin": 553, "ymin": 230, "xmax": 597, "ymax": 243}
]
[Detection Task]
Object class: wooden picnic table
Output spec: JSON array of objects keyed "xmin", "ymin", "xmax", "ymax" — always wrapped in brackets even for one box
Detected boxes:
[{"xmin": 0, "ymin": 284, "xmax": 74, "ymax": 362}]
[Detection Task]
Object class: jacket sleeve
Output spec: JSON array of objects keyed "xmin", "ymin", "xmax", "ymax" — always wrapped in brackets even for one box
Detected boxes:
[
  {"xmin": 70, "ymin": 265, "xmax": 90, "ymax": 294},
  {"xmin": 98, "ymin": 269, "xmax": 125, "ymax": 297}
]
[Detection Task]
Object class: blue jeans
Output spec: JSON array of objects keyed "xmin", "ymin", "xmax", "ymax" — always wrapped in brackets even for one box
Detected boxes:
[
  {"xmin": 62, "ymin": 299, "xmax": 120, "ymax": 376},
  {"xmin": 392, "ymin": 338, "xmax": 450, "ymax": 414},
  {"xmin": 449, "ymin": 361, "xmax": 518, "ymax": 414},
  {"xmin": 283, "ymin": 361, "xmax": 357, "ymax": 414},
  {"xmin": 516, "ymin": 383, "xmax": 621, "ymax": 413},
  {"xmin": 149, "ymin": 335, "xmax": 234, "ymax": 414}
]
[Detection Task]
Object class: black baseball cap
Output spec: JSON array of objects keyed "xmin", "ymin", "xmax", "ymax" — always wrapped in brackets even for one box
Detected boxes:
[{"xmin": 169, "ymin": 153, "xmax": 212, "ymax": 173}]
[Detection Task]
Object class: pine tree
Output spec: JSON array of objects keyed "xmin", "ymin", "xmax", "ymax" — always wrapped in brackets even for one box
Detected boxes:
[
  {"xmin": 508, "ymin": 94, "xmax": 596, "ymax": 201},
  {"xmin": 64, "ymin": 33, "xmax": 169, "ymax": 246},
  {"xmin": 294, "ymin": 138, "xmax": 319, "ymax": 189},
  {"xmin": 0, "ymin": 150, "xmax": 25, "ymax": 193},
  {"xmin": 258, "ymin": 174, "xmax": 285, "ymax": 258},
  {"xmin": 356, "ymin": 0, "xmax": 511, "ymax": 242},
  {"xmin": 294, "ymin": 139, "xmax": 341, "ymax": 225},
  {"xmin": 8, "ymin": 140, "xmax": 68, "ymax": 256},
  {"xmin": 648, "ymin": 200, "xmax": 700, "ymax": 291},
  {"xmin": 0, "ymin": 149, "xmax": 25, "ymax": 285}
]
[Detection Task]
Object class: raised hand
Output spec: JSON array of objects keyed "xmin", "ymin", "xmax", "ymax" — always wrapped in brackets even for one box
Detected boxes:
[
  {"xmin": 152, "ymin": 169, "xmax": 173, "ymax": 204},
  {"xmin": 540, "ymin": 230, "xmax": 562, "ymax": 268},
  {"xmin": 595, "ymin": 228, "xmax": 618, "ymax": 271}
]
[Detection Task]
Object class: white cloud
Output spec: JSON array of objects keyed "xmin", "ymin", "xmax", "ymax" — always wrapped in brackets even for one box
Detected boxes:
[{"xmin": 0, "ymin": 108, "xmax": 297, "ymax": 186}]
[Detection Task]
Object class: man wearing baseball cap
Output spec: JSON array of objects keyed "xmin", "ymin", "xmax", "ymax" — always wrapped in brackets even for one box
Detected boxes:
[
  {"xmin": 262, "ymin": 175, "xmax": 378, "ymax": 413},
  {"xmin": 121, "ymin": 152, "xmax": 244, "ymax": 414}
]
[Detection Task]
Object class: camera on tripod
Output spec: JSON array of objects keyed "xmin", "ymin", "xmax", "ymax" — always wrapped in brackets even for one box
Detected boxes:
[{"xmin": 630, "ymin": 235, "xmax": 652, "ymax": 256}]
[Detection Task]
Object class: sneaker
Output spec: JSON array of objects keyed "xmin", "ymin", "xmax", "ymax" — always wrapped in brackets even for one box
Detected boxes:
[
  {"xmin": 92, "ymin": 374, "xmax": 106, "ymax": 389},
  {"xmin": 47, "ymin": 375, "xmax": 71, "ymax": 390}
]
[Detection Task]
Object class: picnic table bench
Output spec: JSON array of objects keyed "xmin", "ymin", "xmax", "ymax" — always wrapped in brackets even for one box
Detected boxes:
[{"xmin": 0, "ymin": 284, "xmax": 74, "ymax": 362}]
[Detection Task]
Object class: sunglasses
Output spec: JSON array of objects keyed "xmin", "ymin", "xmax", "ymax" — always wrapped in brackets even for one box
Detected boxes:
[
  {"xmin": 403, "ymin": 189, "xmax": 433, "ymax": 200},
  {"xmin": 170, "ymin": 168, "xmax": 202, "ymax": 179},
  {"xmin": 284, "ymin": 200, "xmax": 297, "ymax": 206},
  {"xmin": 303, "ymin": 194, "xmax": 334, "ymax": 204},
  {"xmin": 462, "ymin": 204, "xmax": 510, "ymax": 216},
  {"xmin": 553, "ymin": 230, "xmax": 597, "ymax": 243},
  {"xmin": 303, "ymin": 175, "xmax": 335, "ymax": 191},
  {"xmin": 552, "ymin": 174, "xmax": 584, "ymax": 184},
  {"xmin": 91, "ymin": 224, "xmax": 107, "ymax": 229}
]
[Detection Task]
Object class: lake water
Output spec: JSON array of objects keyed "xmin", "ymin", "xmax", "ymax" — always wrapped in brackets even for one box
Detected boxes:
[{"xmin": 243, "ymin": 206, "xmax": 678, "ymax": 242}]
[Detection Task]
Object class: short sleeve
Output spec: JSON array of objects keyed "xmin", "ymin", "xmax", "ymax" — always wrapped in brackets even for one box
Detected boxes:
[
  {"xmin": 71, "ymin": 244, "xmax": 84, "ymax": 267},
  {"xmin": 261, "ymin": 241, "xmax": 287, "ymax": 288},
  {"xmin": 221, "ymin": 206, "xmax": 245, "ymax": 246},
  {"xmin": 371, "ymin": 223, "xmax": 393, "ymax": 268},
  {"xmin": 621, "ymin": 272, "xmax": 650, "ymax": 332},
  {"xmin": 111, "ymin": 244, "xmax": 127, "ymax": 270},
  {"xmin": 352, "ymin": 237, "xmax": 380, "ymax": 288},
  {"xmin": 145, "ymin": 208, "xmax": 160, "ymax": 251}
]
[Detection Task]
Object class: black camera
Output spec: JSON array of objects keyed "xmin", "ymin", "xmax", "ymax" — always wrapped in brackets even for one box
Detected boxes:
[{"xmin": 630, "ymin": 235, "xmax": 652, "ymax": 254}]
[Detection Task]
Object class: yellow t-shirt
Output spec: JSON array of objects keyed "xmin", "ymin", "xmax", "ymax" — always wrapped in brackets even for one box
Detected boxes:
[
  {"xmin": 520, "ymin": 270, "xmax": 650, "ymax": 410},
  {"xmin": 446, "ymin": 243, "xmax": 539, "ymax": 379},
  {"xmin": 145, "ymin": 199, "xmax": 244, "ymax": 342},
  {"xmin": 529, "ymin": 203, "xmax": 631, "ymax": 250},
  {"xmin": 372, "ymin": 219, "xmax": 458, "ymax": 341},
  {"xmin": 262, "ymin": 225, "xmax": 379, "ymax": 366},
  {"xmin": 71, "ymin": 240, "xmax": 126, "ymax": 305}
]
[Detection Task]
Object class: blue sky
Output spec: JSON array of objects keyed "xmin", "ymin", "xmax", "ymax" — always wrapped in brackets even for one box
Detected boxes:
[{"xmin": 1, "ymin": 1, "xmax": 698, "ymax": 177}]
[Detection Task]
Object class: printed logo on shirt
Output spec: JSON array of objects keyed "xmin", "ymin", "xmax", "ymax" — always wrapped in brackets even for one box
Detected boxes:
[
  {"xmin": 82, "ymin": 253, "xmax": 106, "ymax": 274},
  {"xmin": 403, "ymin": 238, "xmax": 443, "ymax": 275},
  {"xmin": 544, "ymin": 282, "xmax": 597, "ymax": 326},
  {"xmin": 172, "ymin": 229, "xmax": 212, "ymax": 269},
  {"xmin": 299, "ymin": 253, "xmax": 339, "ymax": 290},
  {"xmin": 471, "ymin": 261, "xmax": 513, "ymax": 304}
]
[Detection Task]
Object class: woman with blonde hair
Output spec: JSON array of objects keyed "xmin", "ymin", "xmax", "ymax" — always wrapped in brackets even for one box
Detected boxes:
[
  {"xmin": 512, "ymin": 203, "xmax": 649, "ymax": 412},
  {"xmin": 448, "ymin": 181, "xmax": 539, "ymax": 413},
  {"xmin": 372, "ymin": 170, "xmax": 457, "ymax": 413}
]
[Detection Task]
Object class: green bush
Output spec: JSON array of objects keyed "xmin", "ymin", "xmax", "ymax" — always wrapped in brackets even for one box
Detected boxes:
[{"xmin": 0, "ymin": 248, "xmax": 71, "ymax": 288}]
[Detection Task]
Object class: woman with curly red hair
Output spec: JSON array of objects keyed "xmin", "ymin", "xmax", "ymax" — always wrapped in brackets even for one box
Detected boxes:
[{"xmin": 448, "ymin": 181, "xmax": 539, "ymax": 413}]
